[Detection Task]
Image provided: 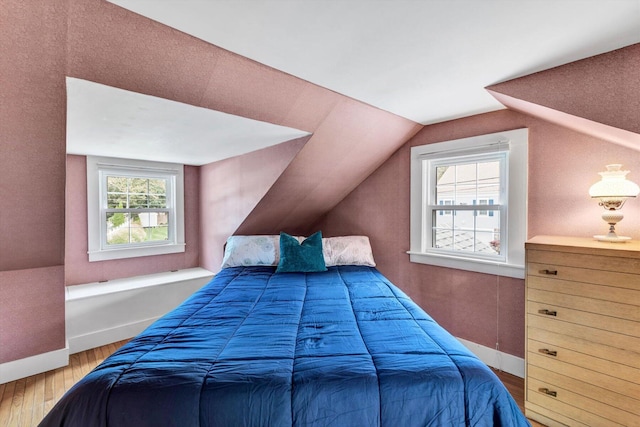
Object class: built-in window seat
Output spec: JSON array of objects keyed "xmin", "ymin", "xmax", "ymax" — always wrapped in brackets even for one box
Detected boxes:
[{"xmin": 66, "ymin": 268, "xmax": 214, "ymax": 354}]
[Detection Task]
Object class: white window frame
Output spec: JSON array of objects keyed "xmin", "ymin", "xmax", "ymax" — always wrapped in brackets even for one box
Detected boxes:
[
  {"xmin": 409, "ymin": 128, "xmax": 528, "ymax": 279},
  {"xmin": 87, "ymin": 156, "xmax": 185, "ymax": 262}
]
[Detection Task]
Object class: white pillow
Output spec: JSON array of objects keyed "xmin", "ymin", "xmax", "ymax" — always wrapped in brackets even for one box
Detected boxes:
[
  {"xmin": 323, "ymin": 236, "xmax": 376, "ymax": 267},
  {"xmin": 221, "ymin": 234, "xmax": 376, "ymax": 268},
  {"xmin": 221, "ymin": 235, "xmax": 280, "ymax": 268}
]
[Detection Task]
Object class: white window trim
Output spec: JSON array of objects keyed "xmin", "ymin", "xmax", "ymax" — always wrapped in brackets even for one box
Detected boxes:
[
  {"xmin": 408, "ymin": 128, "xmax": 528, "ymax": 279},
  {"xmin": 87, "ymin": 156, "xmax": 185, "ymax": 262}
]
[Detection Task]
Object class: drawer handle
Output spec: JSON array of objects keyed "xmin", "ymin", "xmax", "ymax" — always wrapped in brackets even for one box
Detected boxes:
[
  {"xmin": 538, "ymin": 348, "xmax": 558, "ymax": 357},
  {"xmin": 538, "ymin": 387, "xmax": 557, "ymax": 397},
  {"xmin": 538, "ymin": 309, "xmax": 557, "ymax": 316},
  {"xmin": 539, "ymin": 269, "xmax": 558, "ymax": 275}
]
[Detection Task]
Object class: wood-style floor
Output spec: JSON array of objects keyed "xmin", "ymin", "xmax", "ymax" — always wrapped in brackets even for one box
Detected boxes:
[{"xmin": 1, "ymin": 341, "xmax": 544, "ymax": 426}]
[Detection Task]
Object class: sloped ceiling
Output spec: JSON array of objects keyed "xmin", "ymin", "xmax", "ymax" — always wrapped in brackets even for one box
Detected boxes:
[
  {"xmin": 66, "ymin": 0, "xmax": 640, "ymax": 259},
  {"xmin": 65, "ymin": 0, "xmax": 421, "ymax": 262},
  {"xmin": 107, "ymin": 0, "xmax": 640, "ymax": 125},
  {"xmin": 487, "ymin": 43, "xmax": 640, "ymax": 151}
]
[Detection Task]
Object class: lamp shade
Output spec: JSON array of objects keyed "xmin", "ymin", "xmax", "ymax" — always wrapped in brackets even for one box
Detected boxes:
[{"xmin": 589, "ymin": 164, "xmax": 640, "ymax": 198}]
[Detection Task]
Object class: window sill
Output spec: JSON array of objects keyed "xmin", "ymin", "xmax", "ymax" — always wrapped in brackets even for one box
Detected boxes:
[
  {"xmin": 65, "ymin": 267, "xmax": 213, "ymax": 301},
  {"xmin": 88, "ymin": 242, "xmax": 186, "ymax": 262},
  {"xmin": 407, "ymin": 251, "xmax": 524, "ymax": 279}
]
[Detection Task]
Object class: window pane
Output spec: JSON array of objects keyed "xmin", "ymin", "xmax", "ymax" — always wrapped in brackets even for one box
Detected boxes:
[
  {"xmin": 433, "ymin": 209, "xmax": 500, "ymax": 256},
  {"xmin": 106, "ymin": 212, "xmax": 170, "ymax": 245},
  {"xmin": 477, "ymin": 160, "xmax": 500, "ymax": 201},
  {"xmin": 434, "ymin": 161, "xmax": 501, "ymax": 208},
  {"xmin": 129, "ymin": 178, "xmax": 148, "ymax": 194},
  {"xmin": 148, "ymin": 194, "xmax": 167, "ymax": 209},
  {"xmin": 106, "ymin": 193, "xmax": 126, "ymax": 209},
  {"xmin": 106, "ymin": 212, "xmax": 138, "ymax": 245},
  {"xmin": 129, "ymin": 194, "xmax": 149, "ymax": 209},
  {"xmin": 148, "ymin": 179, "xmax": 166, "ymax": 195},
  {"xmin": 454, "ymin": 163, "xmax": 476, "ymax": 205},
  {"xmin": 106, "ymin": 176, "xmax": 168, "ymax": 209},
  {"xmin": 136, "ymin": 212, "xmax": 169, "ymax": 242},
  {"xmin": 107, "ymin": 176, "xmax": 127, "ymax": 193}
]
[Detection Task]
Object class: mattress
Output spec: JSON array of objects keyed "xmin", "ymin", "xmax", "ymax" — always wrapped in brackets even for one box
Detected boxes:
[{"xmin": 40, "ymin": 266, "xmax": 530, "ymax": 426}]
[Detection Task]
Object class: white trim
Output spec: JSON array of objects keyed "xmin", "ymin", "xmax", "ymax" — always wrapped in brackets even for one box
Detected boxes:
[
  {"xmin": 68, "ymin": 318, "xmax": 159, "ymax": 355},
  {"xmin": 0, "ymin": 345, "xmax": 69, "ymax": 384},
  {"xmin": 86, "ymin": 156, "xmax": 185, "ymax": 262},
  {"xmin": 408, "ymin": 251, "xmax": 525, "ymax": 279},
  {"xmin": 456, "ymin": 337, "xmax": 525, "ymax": 378},
  {"xmin": 410, "ymin": 128, "xmax": 528, "ymax": 277},
  {"xmin": 66, "ymin": 268, "xmax": 213, "ymax": 354}
]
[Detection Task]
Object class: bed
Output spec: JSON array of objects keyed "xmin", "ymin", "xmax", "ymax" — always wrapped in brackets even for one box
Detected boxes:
[{"xmin": 40, "ymin": 233, "xmax": 530, "ymax": 426}]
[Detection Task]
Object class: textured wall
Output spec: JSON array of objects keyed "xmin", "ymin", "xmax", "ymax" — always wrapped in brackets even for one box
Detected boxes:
[
  {"xmin": 64, "ymin": 155, "xmax": 201, "ymax": 286},
  {"xmin": 0, "ymin": 0, "xmax": 68, "ymax": 363},
  {"xmin": 487, "ymin": 43, "xmax": 640, "ymax": 140},
  {"xmin": 200, "ymin": 137, "xmax": 309, "ymax": 272},
  {"xmin": 317, "ymin": 109, "xmax": 640, "ymax": 358}
]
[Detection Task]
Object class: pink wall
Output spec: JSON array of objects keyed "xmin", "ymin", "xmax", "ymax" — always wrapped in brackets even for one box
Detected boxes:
[
  {"xmin": 2, "ymin": 0, "xmax": 419, "ymax": 364},
  {"xmin": 200, "ymin": 137, "xmax": 309, "ymax": 272},
  {"xmin": 0, "ymin": 0, "xmax": 67, "ymax": 362},
  {"xmin": 0, "ymin": 267, "xmax": 65, "ymax": 363},
  {"xmin": 64, "ymin": 155, "xmax": 201, "ymax": 286},
  {"xmin": 317, "ymin": 109, "xmax": 640, "ymax": 358}
]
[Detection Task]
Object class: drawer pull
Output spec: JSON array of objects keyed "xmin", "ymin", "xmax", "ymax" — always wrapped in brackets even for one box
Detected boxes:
[
  {"xmin": 538, "ymin": 348, "xmax": 558, "ymax": 357},
  {"xmin": 538, "ymin": 309, "xmax": 557, "ymax": 316},
  {"xmin": 539, "ymin": 269, "xmax": 558, "ymax": 275},
  {"xmin": 538, "ymin": 387, "xmax": 557, "ymax": 397}
]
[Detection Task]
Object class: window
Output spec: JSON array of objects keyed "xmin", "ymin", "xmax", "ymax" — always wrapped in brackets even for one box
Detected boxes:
[
  {"xmin": 409, "ymin": 129, "xmax": 528, "ymax": 278},
  {"xmin": 87, "ymin": 156, "xmax": 185, "ymax": 262}
]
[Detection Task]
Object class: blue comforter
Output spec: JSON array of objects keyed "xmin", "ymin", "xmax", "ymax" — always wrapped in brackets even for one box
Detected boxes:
[{"xmin": 40, "ymin": 266, "xmax": 529, "ymax": 426}]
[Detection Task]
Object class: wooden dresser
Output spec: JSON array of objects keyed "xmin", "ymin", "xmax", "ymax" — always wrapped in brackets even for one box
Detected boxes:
[{"xmin": 525, "ymin": 236, "xmax": 640, "ymax": 427}]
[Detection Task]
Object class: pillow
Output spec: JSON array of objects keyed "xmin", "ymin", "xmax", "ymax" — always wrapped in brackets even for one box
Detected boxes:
[
  {"xmin": 323, "ymin": 235, "xmax": 376, "ymax": 267},
  {"xmin": 220, "ymin": 235, "xmax": 280, "ymax": 268},
  {"xmin": 276, "ymin": 231, "xmax": 327, "ymax": 273}
]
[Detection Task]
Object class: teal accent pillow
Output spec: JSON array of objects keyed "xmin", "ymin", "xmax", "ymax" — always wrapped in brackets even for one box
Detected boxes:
[{"xmin": 276, "ymin": 231, "xmax": 327, "ymax": 273}]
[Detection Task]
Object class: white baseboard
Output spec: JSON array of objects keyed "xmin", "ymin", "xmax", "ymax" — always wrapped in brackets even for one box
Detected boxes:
[
  {"xmin": 456, "ymin": 337, "xmax": 525, "ymax": 378},
  {"xmin": 0, "ymin": 345, "xmax": 69, "ymax": 384},
  {"xmin": 68, "ymin": 317, "xmax": 159, "ymax": 354}
]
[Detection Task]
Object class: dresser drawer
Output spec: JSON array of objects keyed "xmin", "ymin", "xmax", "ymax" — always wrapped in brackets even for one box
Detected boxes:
[
  {"xmin": 528, "ymin": 248, "xmax": 640, "ymax": 276},
  {"xmin": 527, "ymin": 376, "xmax": 637, "ymax": 426},
  {"xmin": 527, "ymin": 276, "xmax": 640, "ymax": 320},
  {"xmin": 528, "ymin": 327, "xmax": 639, "ymax": 368},
  {"xmin": 528, "ymin": 314, "xmax": 640, "ymax": 353},
  {"xmin": 527, "ymin": 298, "xmax": 640, "ymax": 337},
  {"xmin": 528, "ymin": 260, "xmax": 640, "ymax": 290},
  {"xmin": 527, "ymin": 351, "xmax": 640, "ymax": 398},
  {"xmin": 527, "ymin": 364, "xmax": 640, "ymax": 417},
  {"xmin": 525, "ymin": 402, "xmax": 591, "ymax": 427},
  {"xmin": 528, "ymin": 336, "xmax": 640, "ymax": 384}
]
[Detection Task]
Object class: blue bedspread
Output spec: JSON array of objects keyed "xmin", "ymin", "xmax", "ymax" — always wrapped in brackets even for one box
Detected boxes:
[{"xmin": 40, "ymin": 266, "xmax": 530, "ymax": 426}]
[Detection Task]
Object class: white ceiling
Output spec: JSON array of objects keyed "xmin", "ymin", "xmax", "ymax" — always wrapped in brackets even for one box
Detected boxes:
[
  {"xmin": 108, "ymin": 0, "xmax": 640, "ymax": 125},
  {"xmin": 66, "ymin": 77, "xmax": 310, "ymax": 166},
  {"xmin": 71, "ymin": 1, "xmax": 640, "ymax": 165}
]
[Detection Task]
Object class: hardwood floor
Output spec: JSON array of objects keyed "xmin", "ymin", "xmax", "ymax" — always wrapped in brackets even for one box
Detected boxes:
[
  {"xmin": 1, "ymin": 342, "xmax": 543, "ymax": 426},
  {"xmin": 0, "ymin": 340, "xmax": 129, "ymax": 427}
]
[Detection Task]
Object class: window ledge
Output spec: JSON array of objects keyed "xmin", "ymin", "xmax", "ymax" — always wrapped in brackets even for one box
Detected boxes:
[
  {"xmin": 407, "ymin": 251, "xmax": 524, "ymax": 279},
  {"xmin": 66, "ymin": 267, "xmax": 213, "ymax": 301},
  {"xmin": 88, "ymin": 242, "xmax": 186, "ymax": 262}
]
